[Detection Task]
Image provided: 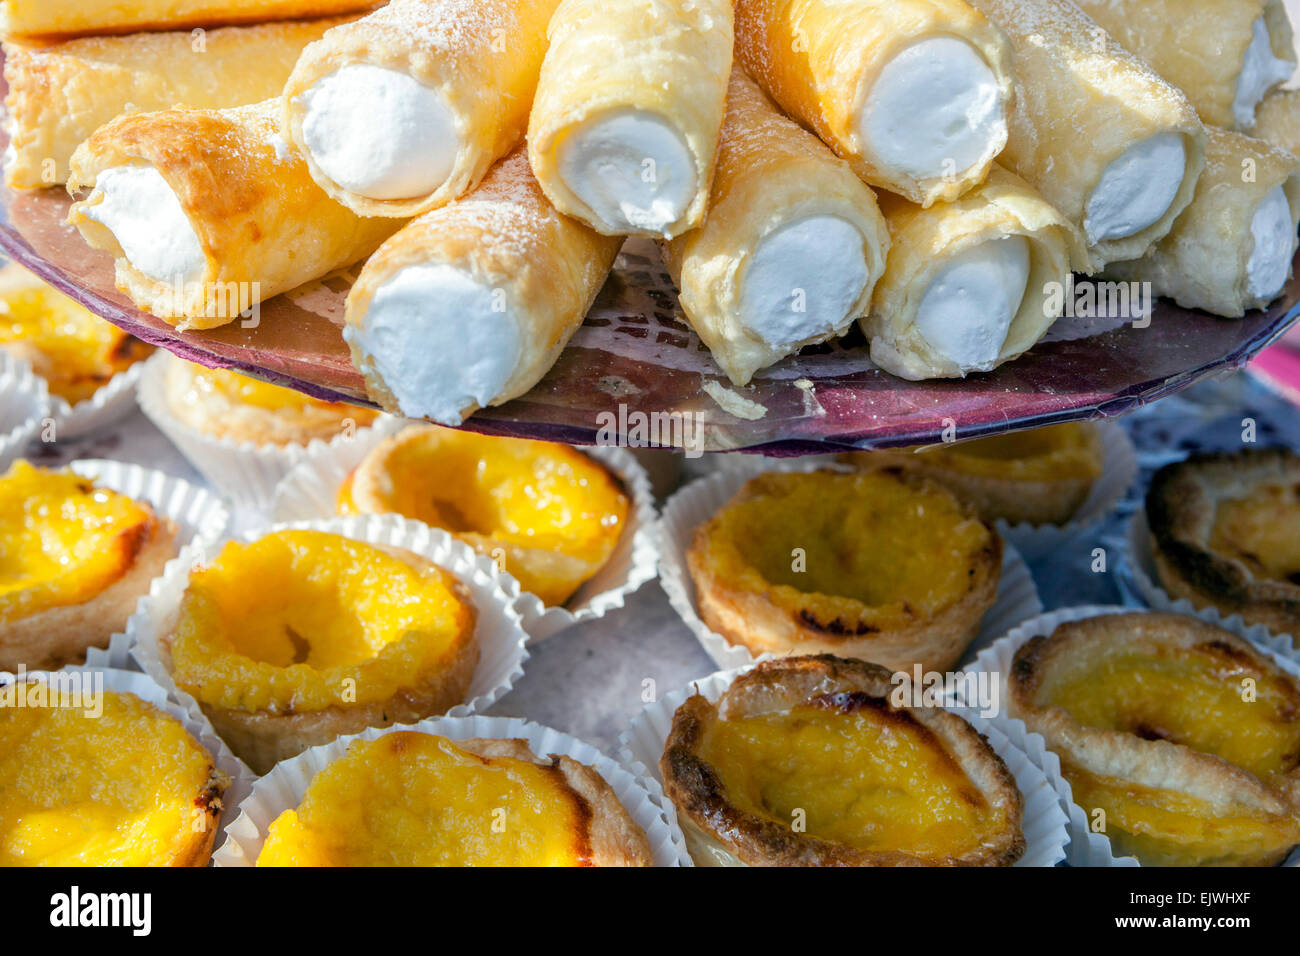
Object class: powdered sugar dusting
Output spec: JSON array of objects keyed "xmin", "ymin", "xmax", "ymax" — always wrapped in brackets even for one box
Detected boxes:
[{"xmin": 345, "ymin": 0, "xmax": 521, "ymax": 59}]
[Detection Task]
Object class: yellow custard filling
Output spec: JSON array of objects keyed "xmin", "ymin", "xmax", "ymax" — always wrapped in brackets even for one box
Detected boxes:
[
  {"xmin": 699, "ymin": 699, "xmax": 995, "ymax": 857},
  {"xmin": 0, "ymin": 265, "xmax": 149, "ymax": 405},
  {"xmin": 0, "ymin": 461, "xmax": 155, "ymax": 623},
  {"xmin": 1209, "ymin": 483, "xmax": 1300, "ymax": 584},
  {"xmin": 188, "ymin": 365, "xmax": 374, "ymax": 418},
  {"xmin": 910, "ymin": 423, "xmax": 1103, "ymax": 482},
  {"xmin": 0, "ymin": 691, "xmax": 217, "ymax": 866},
  {"xmin": 708, "ymin": 471, "xmax": 993, "ymax": 630},
  {"xmin": 338, "ymin": 427, "xmax": 629, "ymax": 605},
  {"xmin": 168, "ymin": 530, "xmax": 474, "ymax": 714},
  {"xmin": 257, "ymin": 732, "xmax": 591, "ymax": 866}
]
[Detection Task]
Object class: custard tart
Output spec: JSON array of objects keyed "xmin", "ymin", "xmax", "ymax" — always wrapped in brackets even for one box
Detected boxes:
[
  {"xmin": 686, "ymin": 469, "xmax": 1002, "ymax": 670},
  {"xmin": 160, "ymin": 352, "xmax": 377, "ymax": 447},
  {"xmin": 841, "ymin": 423, "xmax": 1105, "ymax": 526},
  {"xmin": 338, "ymin": 425, "xmax": 630, "ymax": 606},
  {"xmin": 257, "ymin": 731, "xmax": 653, "ymax": 866},
  {"xmin": 0, "ymin": 688, "xmax": 226, "ymax": 866},
  {"xmin": 0, "ymin": 263, "xmax": 151, "ymax": 406},
  {"xmin": 0, "ymin": 460, "xmax": 177, "ymax": 671},
  {"xmin": 660, "ymin": 655, "xmax": 1025, "ymax": 866},
  {"xmin": 1148, "ymin": 447, "xmax": 1300, "ymax": 635},
  {"xmin": 1010, "ymin": 612, "xmax": 1300, "ymax": 866},
  {"xmin": 162, "ymin": 529, "xmax": 478, "ymax": 774}
]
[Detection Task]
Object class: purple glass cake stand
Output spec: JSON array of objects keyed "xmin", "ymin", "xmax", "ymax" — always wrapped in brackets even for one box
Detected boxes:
[{"xmin": 4, "ymin": 176, "xmax": 1297, "ymax": 454}]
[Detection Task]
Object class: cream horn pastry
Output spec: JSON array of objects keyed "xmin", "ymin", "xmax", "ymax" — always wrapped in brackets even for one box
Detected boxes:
[
  {"xmin": 527, "ymin": 0, "xmax": 733, "ymax": 238},
  {"xmin": 732, "ymin": 0, "xmax": 1015, "ymax": 207},
  {"xmin": 66, "ymin": 99, "xmax": 399, "ymax": 331},
  {"xmin": 1073, "ymin": 0, "xmax": 1295, "ymax": 131},
  {"xmin": 4, "ymin": 18, "xmax": 351, "ymax": 191},
  {"xmin": 661, "ymin": 71, "xmax": 888, "ymax": 385},
  {"xmin": 344, "ymin": 149, "xmax": 623, "ymax": 425},
  {"xmin": 969, "ymin": 0, "xmax": 1208, "ymax": 271},
  {"xmin": 1256, "ymin": 90, "xmax": 1300, "ymax": 157},
  {"xmin": 1106, "ymin": 127, "xmax": 1300, "ymax": 317},
  {"xmin": 282, "ymin": 0, "xmax": 560, "ymax": 219},
  {"xmin": 862, "ymin": 166, "xmax": 1084, "ymax": 381},
  {"xmin": 0, "ymin": 0, "xmax": 378, "ymax": 39}
]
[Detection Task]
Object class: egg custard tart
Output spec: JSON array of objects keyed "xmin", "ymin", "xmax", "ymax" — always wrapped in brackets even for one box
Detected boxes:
[
  {"xmin": 1148, "ymin": 447, "xmax": 1300, "ymax": 635},
  {"xmin": 0, "ymin": 688, "xmax": 226, "ymax": 866},
  {"xmin": 1010, "ymin": 612, "xmax": 1300, "ymax": 866},
  {"xmin": 660, "ymin": 655, "xmax": 1025, "ymax": 866},
  {"xmin": 338, "ymin": 425, "xmax": 630, "ymax": 606},
  {"xmin": 0, "ymin": 263, "xmax": 151, "ymax": 406},
  {"xmin": 0, "ymin": 460, "xmax": 177, "ymax": 671},
  {"xmin": 162, "ymin": 530, "xmax": 478, "ymax": 774},
  {"xmin": 257, "ymin": 731, "xmax": 653, "ymax": 866},
  {"xmin": 841, "ymin": 423, "xmax": 1105, "ymax": 526},
  {"xmin": 161, "ymin": 352, "xmax": 377, "ymax": 446},
  {"xmin": 687, "ymin": 469, "xmax": 1001, "ymax": 670}
]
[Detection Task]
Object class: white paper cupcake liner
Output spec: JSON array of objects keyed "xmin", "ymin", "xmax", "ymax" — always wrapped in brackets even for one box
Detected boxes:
[
  {"xmin": 966, "ymin": 604, "xmax": 1300, "ymax": 867},
  {"xmin": 0, "ymin": 351, "xmax": 49, "ymax": 467},
  {"xmin": 658, "ymin": 468, "xmax": 1043, "ymax": 669},
  {"xmin": 1125, "ymin": 508, "xmax": 1300, "ymax": 658},
  {"xmin": 618, "ymin": 665, "xmax": 1069, "ymax": 867},
  {"xmin": 46, "ymin": 359, "xmax": 145, "ymax": 441},
  {"xmin": 137, "ymin": 350, "xmax": 400, "ymax": 514},
  {"xmin": 271, "ymin": 424, "xmax": 660, "ymax": 642},
  {"xmin": 213, "ymin": 714, "xmax": 691, "ymax": 867},
  {"xmin": 702, "ymin": 423, "xmax": 1135, "ymax": 564},
  {"xmin": 113, "ymin": 513, "xmax": 530, "ymax": 764},
  {"xmin": 0, "ymin": 665, "xmax": 255, "ymax": 863}
]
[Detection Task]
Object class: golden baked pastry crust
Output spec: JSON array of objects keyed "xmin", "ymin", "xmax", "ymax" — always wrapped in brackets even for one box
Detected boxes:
[
  {"xmin": 841, "ymin": 423, "xmax": 1105, "ymax": 526},
  {"xmin": 687, "ymin": 469, "xmax": 1002, "ymax": 670},
  {"xmin": 1148, "ymin": 447, "xmax": 1300, "ymax": 634},
  {"xmin": 661, "ymin": 655, "xmax": 1025, "ymax": 866},
  {"xmin": 257, "ymin": 731, "xmax": 653, "ymax": 866},
  {"xmin": 1010, "ymin": 612, "xmax": 1300, "ymax": 866},
  {"xmin": 0, "ymin": 463, "xmax": 177, "ymax": 672},
  {"xmin": 162, "ymin": 533, "xmax": 479, "ymax": 775}
]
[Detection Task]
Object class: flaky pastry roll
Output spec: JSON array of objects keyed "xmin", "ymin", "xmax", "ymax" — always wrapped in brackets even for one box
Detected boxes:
[
  {"xmin": 1074, "ymin": 0, "xmax": 1295, "ymax": 131},
  {"xmin": 282, "ymin": 0, "xmax": 560, "ymax": 219},
  {"xmin": 527, "ymin": 0, "xmax": 733, "ymax": 238},
  {"xmin": 970, "ymin": 0, "xmax": 1208, "ymax": 270},
  {"xmin": 0, "ymin": 0, "xmax": 378, "ymax": 39},
  {"xmin": 66, "ymin": 99, "xmax": 399, "ymax": 331},
  {"xmin": 4, "ymin": 17, "xmax": 349, "ymax": 191},
  {"xmin": 1106, "ymin": 127, "xmax": 1300, "ymax": 317},
  {"xmin": 862, "ymin": 166, "xmax": 1084, "ymax": 381},
  {"xmin": 661, "ymin": 71, "xmax": 889, "ymax": 386},
  {"xmin": 1256, "ymin": 89, "xmax": 1300, "ymax": 157},
  {"xmin": 344, "ymin": 149, "xmax": 623, "ymax": 426},
  {"xmin": 733, "ymin": 0, "xmax": 1015, "ymax": 207}
]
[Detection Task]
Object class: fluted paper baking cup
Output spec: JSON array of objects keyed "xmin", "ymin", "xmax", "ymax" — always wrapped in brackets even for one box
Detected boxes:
[
  {"xmin": 0, "ymin": 352, "xmax": 49, "ymax": 468},
  {"xmin": 116, "ymin": 513, "xmax": 530, "ymax": 764},
  {"xmin": 966, "ymin": 604, "xmax": 1300, "ymax": 867},
  {"xmin": 213, "ymin": 714, "xmax": 691, "ymax": 866},
  {"xmin": 1, "ymin": 665, "xmax": 254, "ymax": 862},
  {"xmin": 271, "ymin": 426, "xmax": 660, "ymax": 642},
  {"xmin": 658, "ymin": 468, "xmax": 1043, "ymax": 670},
  {"xmin": 618, "ymin": 665, "xmax": 1069, "ymax": 867},
  {"xmin": 46, "ymin": 359, "xmax": 144, "ymax": 441},
  {"xmin": 137, "ymin": 351, "xmax": 399, "ymax": 514}
]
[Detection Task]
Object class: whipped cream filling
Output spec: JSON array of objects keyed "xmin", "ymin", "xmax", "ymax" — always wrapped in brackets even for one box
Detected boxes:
[
  {"xmin": 1234, "ymin": 16, "xmax": 1294, "ymax": 130},
  {"xmin": 1084, "ymin": 133, "xmax": 1187, "ymax": 243},
  {"xmin": 556, "ymin": 109, "xmax": 696, "ymax": 234},
  {"xmin": 345, "ymin": 264, "xmax": 521, "ymax": 425},
  {"xmin": 740, "ymin": 216, "xmax": 869, "ymax": 346},
  {"xmin": 299, "ymin": 64, "xmax": 460, "ymax": 201},
  {"xmin": 1247, "ymin": 185, "xmax": 1295, "ymax": 299},
  {"xmin": 858, "ymin": 36, "xmax": 1005, "ymax": 183},
  {"xmin": 915, "ymin": 235, "xmax": 1031, "ymax": 370},
  {"xmin": 81, "ymin": 165, "xmax": 205, "ymax": 284}
]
